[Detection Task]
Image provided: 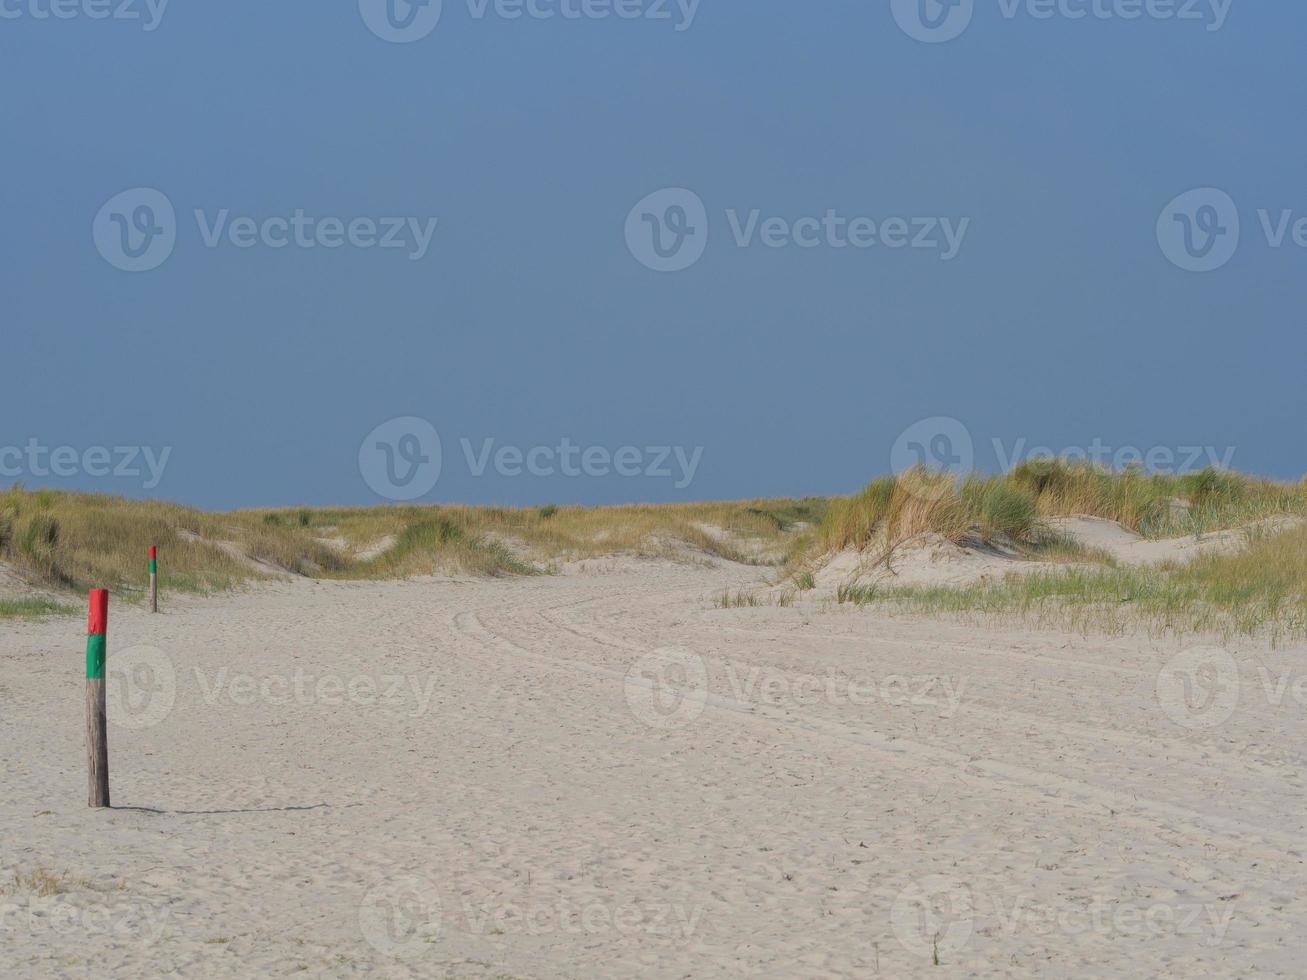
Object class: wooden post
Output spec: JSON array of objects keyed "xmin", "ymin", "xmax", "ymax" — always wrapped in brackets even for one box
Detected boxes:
[
  {"xmin": 86, "ymin": 589, "xmax": 110, "ymax": 808},
  {"xmin": 149, "ymin": 545, "xmax": 158, "ymax": 614}
]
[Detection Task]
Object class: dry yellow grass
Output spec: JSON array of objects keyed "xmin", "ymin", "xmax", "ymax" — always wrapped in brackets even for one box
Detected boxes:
[
  {"xmin": 0, "ymin": 484, "xmax": 826, "ymax": 608},
  {"xmin": 819, "ymin": 462, "xmax": 1306, "ymax": 557},
  {"xmin": 4, "ymin": 867, "xmax": 92, "ymax": 897}
]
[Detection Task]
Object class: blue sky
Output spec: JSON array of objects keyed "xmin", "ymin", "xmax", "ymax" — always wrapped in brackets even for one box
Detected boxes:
[{"xmin": 2, "ymin": 0, "xmax": 1304, "ymax": 509}]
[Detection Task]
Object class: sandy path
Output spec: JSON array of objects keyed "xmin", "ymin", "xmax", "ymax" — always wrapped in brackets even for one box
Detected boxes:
[{"xmin": 2, "ymin": 559, "xmax": 1304, "ymax": 977}]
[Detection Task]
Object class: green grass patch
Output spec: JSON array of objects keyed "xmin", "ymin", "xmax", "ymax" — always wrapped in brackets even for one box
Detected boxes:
[{"xmin": 0, "ymin": 598, "xmax": 79, "ymax": 620}]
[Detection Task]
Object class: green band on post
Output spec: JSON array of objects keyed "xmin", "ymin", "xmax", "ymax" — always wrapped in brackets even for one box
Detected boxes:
[
  {"xmin": 149, "ymin": 559, "xmax": 158, "ymax": 574},
  {"xmin": 86, "ymin": 633, "xmax": 106, "ymax": 680}
]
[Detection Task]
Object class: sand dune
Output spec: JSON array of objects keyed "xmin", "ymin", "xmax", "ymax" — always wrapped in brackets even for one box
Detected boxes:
[{"xmin": 2, "ymin": 550, "xmax": 1304, "ymax": 977}]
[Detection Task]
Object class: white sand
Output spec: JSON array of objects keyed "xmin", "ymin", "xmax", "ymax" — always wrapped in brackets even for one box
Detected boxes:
[
  {"xmin": 2, "ymin": 555, "xmax": 1305, "ymax": 977},
  {"xmin": 1049, "ymin": 515, "xmax": 1303, "ymax": 567}
]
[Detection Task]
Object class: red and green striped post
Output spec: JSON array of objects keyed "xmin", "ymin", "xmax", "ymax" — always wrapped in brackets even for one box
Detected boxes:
[
  {"xmin": 149, "ymin": 545, "xmax": 158, "ymax": 613},
  {"xmin": 86, "ymin": 589, "xmax": 110, "ymax": 808}
]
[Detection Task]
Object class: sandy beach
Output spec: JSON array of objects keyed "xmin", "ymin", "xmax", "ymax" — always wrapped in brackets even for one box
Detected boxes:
[{"xmin": 3, "ymin": 553, "xmax": 1304, "ymax": 977}]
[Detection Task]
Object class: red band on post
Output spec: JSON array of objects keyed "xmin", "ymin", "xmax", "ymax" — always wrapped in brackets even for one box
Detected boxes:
[
  {"xmin": 149, "ymin": 546, "xmax": 157, "ymax": 560},
  {"xmin": 87, "ymin": 589, "xmax": 108, "ymax": 636}
]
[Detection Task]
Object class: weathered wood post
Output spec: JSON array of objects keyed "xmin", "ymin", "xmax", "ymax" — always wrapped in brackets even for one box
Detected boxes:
[
  {"xmin": 86, "ymin": 589, "xmax": 110, "ymax": 808},
  {"xmin": 149, "ymin": 545, "xmax": 158, "ymax": 613}
]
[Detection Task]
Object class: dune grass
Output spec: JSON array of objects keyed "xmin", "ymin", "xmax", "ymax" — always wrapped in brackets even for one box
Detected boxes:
[
  {"xmin": 843, "ymin": 521, "xmax": 1307, "ymax": 640},
  {"xmin": 4, "ymin": 461, "xmax": 1302, "ymax": 636},
  {"xmin": 818, "ymin": 461, "xmax": 1305, "ymax": 557},
  {"xmin": 811, "ymin": 461, "xmax": 1307, "ymax": 639},
  {"xmin": 0, "ymin": 483, "xmax": 826, "ymax": 604}
]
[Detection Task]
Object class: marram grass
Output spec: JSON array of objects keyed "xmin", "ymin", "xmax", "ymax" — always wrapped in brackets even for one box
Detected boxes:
[{"xmin": 845, "ymin": 522, "xmax": 1307, "ymax": 641}]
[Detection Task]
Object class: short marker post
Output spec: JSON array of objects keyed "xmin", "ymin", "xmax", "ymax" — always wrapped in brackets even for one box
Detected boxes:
[
  {"xmin": 149, "ymin": 545, "xmax": 158, "ymax": 613},
  {"xmin": 86, "ymin": 589, "xmax": 110, "ymax": 808}
]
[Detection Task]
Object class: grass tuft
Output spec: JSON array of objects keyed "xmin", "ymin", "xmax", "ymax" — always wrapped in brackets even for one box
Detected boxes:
[
  {"xmin": 845, "ymin": 521, "xmax": 1307, "ymax": 640},
  {"xmin": 5, "ymin": 867, "xmax": 91, "ymax": 897},
  {"xmin": 819, "ymin": 462, "xmax": 1305, "ymax": 561},
  {"xmin": 0, "ymin": 598, "xmax": 79, "ymax": 620}
]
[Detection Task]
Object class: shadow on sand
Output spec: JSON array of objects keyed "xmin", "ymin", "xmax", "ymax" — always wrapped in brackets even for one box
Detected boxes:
[{"xmin": 109, "ymin": 802, "xmax": 335, "ymax": 816}]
